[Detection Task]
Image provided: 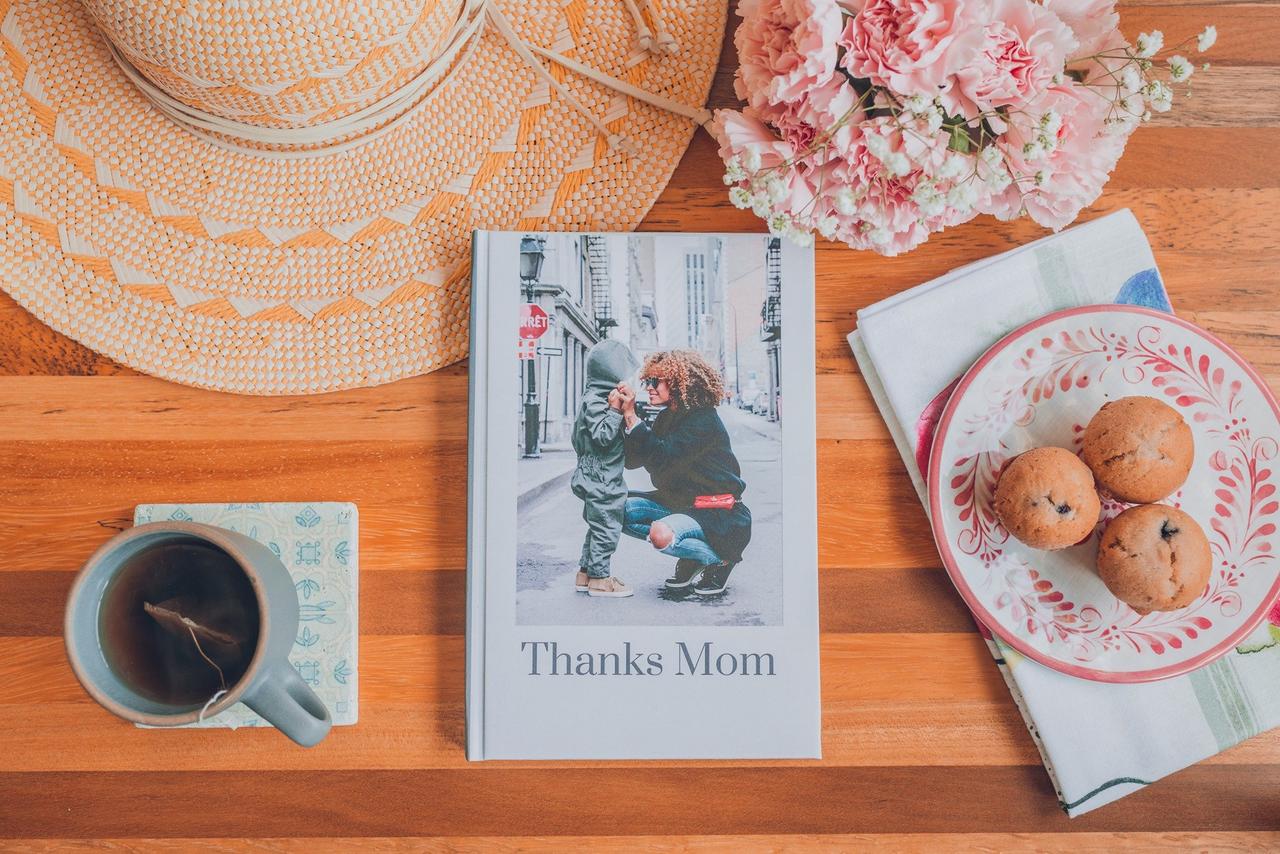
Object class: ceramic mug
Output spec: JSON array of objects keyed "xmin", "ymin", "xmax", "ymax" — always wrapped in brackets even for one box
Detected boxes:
[{"xmin": 65, "ymin": 521, "xmax": 332, "ymax": 747}]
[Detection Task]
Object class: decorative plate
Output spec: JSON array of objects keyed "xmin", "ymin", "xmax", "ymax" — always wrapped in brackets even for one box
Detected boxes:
[{"xmin": 928, "ymin": 305, "xmax": 1280, "ymax": 682}]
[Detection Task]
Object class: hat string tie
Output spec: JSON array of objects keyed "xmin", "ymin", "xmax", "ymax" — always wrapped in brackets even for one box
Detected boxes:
[{"xmin": 103, "ymin": 0, "xmax": 712, "ymax": 159}]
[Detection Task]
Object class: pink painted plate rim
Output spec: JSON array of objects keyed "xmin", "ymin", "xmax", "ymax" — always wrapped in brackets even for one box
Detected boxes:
[{"xmin": 927, "ymin": 304, "xmax": 1280, "ymax": 683}]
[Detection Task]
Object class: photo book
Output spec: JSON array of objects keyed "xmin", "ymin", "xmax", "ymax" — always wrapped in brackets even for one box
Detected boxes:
[{"xmin": 466, "ymin": 231, "xmax": 820, "ymax": 760}]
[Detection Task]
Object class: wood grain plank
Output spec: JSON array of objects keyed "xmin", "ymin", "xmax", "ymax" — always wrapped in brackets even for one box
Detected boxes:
[
  {"xmin": 1113, "ymin": 6, "xmax": 1278, "ymax": 66},
  {"xmin": 6, "ymin": 833, "xmax": 1280, "ymax": 853},
  {"xmin": 2, "ymin": 765, "xmax": 1277, "ymax": 838},
  {"xmin": 0, "ymin": 438, "xmax": 943, "ymax": 572},
  {"xmin": 6, "ymin": 691, "xmax": 1276, "ymax": 773},
  {"xmin": 0, "ymin": 634, "xmax": 1008, "ymax": 709},
  {"xmin": 4, "ymin": 632, "xmax": 1277, "ymax": 772},
  {"xmin": 0, "ymin": 566, "xmax": 979, "ymax": 638}
]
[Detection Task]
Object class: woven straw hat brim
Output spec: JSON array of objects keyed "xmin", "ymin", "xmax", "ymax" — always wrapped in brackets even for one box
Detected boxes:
[{"xmin": 0, "ymin": 0, "xmax": 725, "ymax": 394}]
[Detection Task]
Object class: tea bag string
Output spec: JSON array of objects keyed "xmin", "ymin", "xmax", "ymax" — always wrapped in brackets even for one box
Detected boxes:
[
  {"xmin": 186, "ymin": 624, "xmax": 228, "ymax": 722},
  {"xmin": 102, "ymin": 0, "xmax": 712, "ymax": 159}
]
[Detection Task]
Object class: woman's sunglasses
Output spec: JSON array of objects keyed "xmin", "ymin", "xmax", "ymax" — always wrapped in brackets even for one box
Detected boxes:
[{"xmin": 642, "ymin": 377, "xmax": 662, "ymax": 390}]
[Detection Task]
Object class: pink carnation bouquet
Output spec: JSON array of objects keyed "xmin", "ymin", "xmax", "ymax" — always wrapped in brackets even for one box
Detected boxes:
[{"xmin": 713, "ymin": 0, "xmax": 1215, "ymax": 255}]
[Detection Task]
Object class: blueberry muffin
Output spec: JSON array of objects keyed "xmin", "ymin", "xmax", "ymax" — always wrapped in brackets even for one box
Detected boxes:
[
  {"xmin": 994, "ymin": 447, "xmax": 1102, "ymax": 550},
  {"xmin": 1096, "ymin": 504, "xmax": 1211, "ymax": 614},
  {"xmin": 1082, "ymin": 396, "xmax": 1194, "ymax": 503}
]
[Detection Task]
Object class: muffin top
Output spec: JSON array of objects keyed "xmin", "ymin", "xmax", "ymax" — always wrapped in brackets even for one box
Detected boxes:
[
  {"xmin": 1096, "ymin": 503, "xmax": 1212, "ymax": 614},
  {"xmin": 1082, "ymin": 396, "xmax": 1194, "ymax": 503},
  {"xmin": 994, "ymin": 446, "xmax": 1102, "ymax": 550}
]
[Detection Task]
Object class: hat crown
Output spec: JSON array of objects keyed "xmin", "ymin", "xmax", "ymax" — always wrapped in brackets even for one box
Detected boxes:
[{"xmin": 80, "ymin": 0, "xmax": 465, "ymax": 128}]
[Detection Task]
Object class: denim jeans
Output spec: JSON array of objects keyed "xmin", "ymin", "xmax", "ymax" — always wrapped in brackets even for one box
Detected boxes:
[{"xmin": 622, "ymin": 495, "xmax": 722, "ymax": 565}]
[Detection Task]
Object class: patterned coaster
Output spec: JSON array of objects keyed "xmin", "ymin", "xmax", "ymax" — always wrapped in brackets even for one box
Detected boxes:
[{"xmin": 133, "ymin": 502, "xmax": 359, "ymax": 728}]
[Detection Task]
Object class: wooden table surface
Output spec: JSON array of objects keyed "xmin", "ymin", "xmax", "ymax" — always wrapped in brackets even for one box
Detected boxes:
[{"xmin": 3, "ymin": 1, "xmax": 1280, "ymax": 849}]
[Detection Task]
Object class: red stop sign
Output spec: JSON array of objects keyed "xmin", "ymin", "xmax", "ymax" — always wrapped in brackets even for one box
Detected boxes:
[{"xmin": 519, "ymin": 303, "xmax": 549, "ymax": 340}]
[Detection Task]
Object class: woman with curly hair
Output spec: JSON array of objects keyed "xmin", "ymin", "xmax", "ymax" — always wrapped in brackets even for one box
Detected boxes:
[{"xmin": 617, "ymin": 349, "xmax": 751, "ymax": 595}]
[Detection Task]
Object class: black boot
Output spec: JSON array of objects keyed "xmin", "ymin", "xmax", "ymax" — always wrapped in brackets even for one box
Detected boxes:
[
  {"xmin": 664, "ymin": 558, "xmax": 703, "ymax": 589},
  {"xmin": 693, "ymin": 561, "xmax": 736, "ymax": 596}
]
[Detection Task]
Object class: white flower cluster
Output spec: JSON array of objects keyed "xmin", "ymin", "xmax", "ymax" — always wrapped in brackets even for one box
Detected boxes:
[
  {"xmin": 1020, "ymin": 110, "xmax": 1063, "ymax": 161},
  {"xmin": 1099, "ymin": 26, "xmax": 1214, "ymax": 134},
  {"xmin": 723, "ymin": 153, "xmax": 815, "ymax": 246}
]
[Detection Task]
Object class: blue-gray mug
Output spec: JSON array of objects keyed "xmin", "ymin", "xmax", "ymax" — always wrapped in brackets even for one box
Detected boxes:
[{"xmin": 65, "ymin": 521, "xmax": 332, "ymax": 747}]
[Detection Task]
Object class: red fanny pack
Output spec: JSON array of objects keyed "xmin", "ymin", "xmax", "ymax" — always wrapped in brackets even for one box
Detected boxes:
[{"xmin": 693, "ymin": 494, "xmax": 736, "ymax": 510}]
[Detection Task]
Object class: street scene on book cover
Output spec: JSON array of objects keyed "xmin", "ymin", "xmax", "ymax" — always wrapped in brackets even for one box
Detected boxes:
[{"xmin": 515, "ymin": 233, "xmax": 785, "ymax": 627}]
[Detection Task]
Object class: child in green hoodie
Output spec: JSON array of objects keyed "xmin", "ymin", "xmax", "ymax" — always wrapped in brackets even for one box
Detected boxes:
[{"xmin": 571, "ymin": 339, "xmax": 640, "ymax": 598}]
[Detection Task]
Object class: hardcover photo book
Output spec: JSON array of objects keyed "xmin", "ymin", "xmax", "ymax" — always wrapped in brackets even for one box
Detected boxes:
[{"xmin": 466, "ymin": 231, "xmax": 820, "ymax": 760}]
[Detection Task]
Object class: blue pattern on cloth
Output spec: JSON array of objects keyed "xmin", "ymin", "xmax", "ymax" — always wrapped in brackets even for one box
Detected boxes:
[{"xmin": 1114, "ymin": 268, "xmax": 1172, "ymax": 312}]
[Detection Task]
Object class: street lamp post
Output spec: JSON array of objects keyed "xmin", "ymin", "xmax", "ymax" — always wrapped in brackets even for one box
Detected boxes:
[
  {"xmin": 729, "ymin": 308, "xmax": 740, "ymax": 403},
  {"xmin": 520, "ymin": 237, "xmax": 546, "ymax": 459}
]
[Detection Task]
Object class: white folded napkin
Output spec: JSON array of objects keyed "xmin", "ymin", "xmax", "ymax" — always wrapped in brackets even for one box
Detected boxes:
[{"xmin": 849, "ymin": 209, "xmax": 1280, "ymax": 816}]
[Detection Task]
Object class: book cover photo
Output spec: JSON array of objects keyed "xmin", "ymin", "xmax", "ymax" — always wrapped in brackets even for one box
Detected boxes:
[{"xmin": 467, "ymin": 231, "xmax": 820, "ymax": 760}]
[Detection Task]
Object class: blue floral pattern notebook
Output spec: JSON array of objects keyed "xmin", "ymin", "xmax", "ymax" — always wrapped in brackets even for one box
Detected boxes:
[{"xmin": 133, "ymin": 502, "xmax": 359, "ymax": 728}]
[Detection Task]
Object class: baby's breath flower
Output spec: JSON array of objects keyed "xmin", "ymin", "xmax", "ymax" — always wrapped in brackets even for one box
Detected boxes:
[
  {"xmin": 766, "ymin": 211, "xmax": 791, "ymax": 236},
  {"xmin": 724, "ymin": 157, "xmax": 746, "ymax": 183},
  {"xmin": 786, "ymin": 226, "xmax": 815, "ymax": 247},
  {"xmin": 1197, "ymin": 25, "xmax": 1217, "ymax": 53},
  {"xmin": 1040, "ymin": 110, "xmax": 1062, "ymax": 137},
  {"xmin": 866, "ymin": 132, "xmax": 891, "ymax": 160},
  {"xmin": 742, "ymin": 148, "xmax": 762, "ymax": 172},
  {"xmin": 1145, "ymin": 80, "xmax": 1173, "ymax": 112},
  {"xmin": 1142, "ymin": 109, "xmax": 1153, "ymax": 122},
  {"xmin": 816, "ymin": 215, "xmax": 838, "ymax": 239},
  {"xmin": 1022, "ymin": 139, "xmax": 1047, "ymax": 161},
  {"xmin": 728, "ymin": 186, "xmax": 752, "ymax": 209},
  {"xmin": 833, "ymin": 186, "xmax": 858, "ymax": 216},
  {"xmin": 750, "ymin": 193, "xmax": 771, "ymax": 217},
  {"xmin": 911, "ymin": 182, "xmax": 945, "ymax": 217},
  {"xmin": 765, "ymin": 176, "xmax": 788, "ymax": 204},
  {"xmin": 937, "ymin": 152, "xmax": 968, "ymax": 180},
  {"xmin": 923, "ymin": 108, "xmax": 944, "ymax": 134},
  {"xmin": 883, "ymin": 151, "xmax": 912, "ymax": 177},
  {"xmin": 1135, "ymin": 30, "xmax": 1163, "ymax": 59},
  {"xmin": 1121, "ymin": 65, "xmax": 1142, "ymax": 93},
  {"xmin": 979, "ymin": 146, "xmax": 1003, "ymax": 169},
  {"xmin": 1167, "ymin": 55, "xmax": 1193, "ymax": 83},
  {"xmin": 902, "ymin": 93, "xmax": 929, "ymax": 114},
  {"xmin": 986, "ymin": 167, "xmax": 1012, "ymax": 192},
  {"xmin": 946, "ymin": 180, "xmax": 979, "ymax": 212}
]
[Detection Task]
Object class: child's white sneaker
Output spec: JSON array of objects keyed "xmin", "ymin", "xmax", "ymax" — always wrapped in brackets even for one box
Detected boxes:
[
  {"xmin": 587, "ymin": 576, "xmax": 633, "ymax": 597},
  {"xmin": 575, "ymin": 570, "xmax": 590, "ymax": 592}
]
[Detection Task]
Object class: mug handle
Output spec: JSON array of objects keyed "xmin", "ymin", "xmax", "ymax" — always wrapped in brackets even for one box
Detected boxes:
[{"xmin": 242, "ymin": 662, "xmax": 332, "ymax": 747}]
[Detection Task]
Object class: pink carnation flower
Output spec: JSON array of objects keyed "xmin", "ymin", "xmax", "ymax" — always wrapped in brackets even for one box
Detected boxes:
[
  {"xmin": 733, "ymin": 0, "xmax": 846, "ymax": 111},
  {"xmin": 985, "ymin": 81, "xmax": 1125, "ymax": 229},
  {"xmin": 942, "ymin": 0, "xmax": 1078, "ymax": 119},
  {"xmin": 756, "ymin": 75, "xmax": 866, "ymax": 162},
  {"xmin": 1042, "ymin": 0, "xmax": 1120, "ymax": 57},
  {"xmin": 840, "ymin": 0, "xmax": 985, "ymax": 101},
  {"xmin": 818, "ymin": 118, "xmax": 981, "ymax": 255},
  {"xmin": 710, "ymin": 107, "xmax": 798, "ymax": 172}
]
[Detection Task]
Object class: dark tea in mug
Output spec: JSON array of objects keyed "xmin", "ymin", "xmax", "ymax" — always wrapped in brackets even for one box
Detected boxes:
[{"xmin": 97, "ymin": 538, "xmax": 261, "ymax": 705}]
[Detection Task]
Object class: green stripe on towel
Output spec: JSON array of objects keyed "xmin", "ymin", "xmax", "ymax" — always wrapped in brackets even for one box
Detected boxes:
[{"xmin": 1189, "ymin": 658, "xmax": 1261, "ymax": 751}]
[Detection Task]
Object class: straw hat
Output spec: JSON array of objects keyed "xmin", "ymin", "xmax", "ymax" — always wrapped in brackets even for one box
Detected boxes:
[{"xmin": 0, "ymin": 0, "xmax": 724, "ymax": 393}]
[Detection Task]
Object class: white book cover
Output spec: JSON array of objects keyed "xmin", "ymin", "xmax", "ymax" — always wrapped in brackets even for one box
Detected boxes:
[{"xmin": 466, "ymin": 231, "xmax": 820, "ymax": 760}]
